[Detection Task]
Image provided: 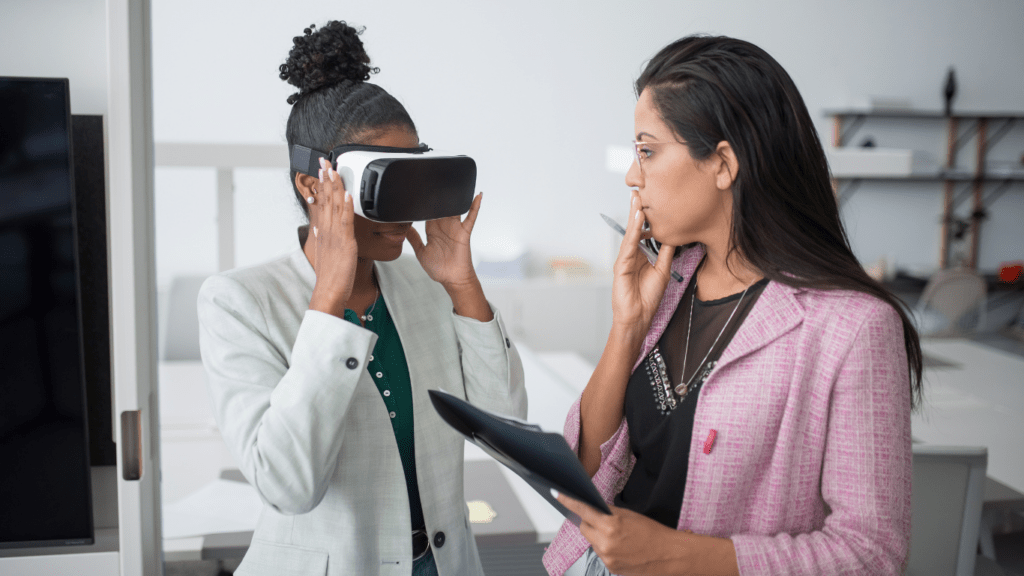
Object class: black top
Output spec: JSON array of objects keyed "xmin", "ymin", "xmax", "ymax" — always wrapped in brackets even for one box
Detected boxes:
[{"xmin": 614, "ymin": 264, "xmax": 768, "ymax": 528}]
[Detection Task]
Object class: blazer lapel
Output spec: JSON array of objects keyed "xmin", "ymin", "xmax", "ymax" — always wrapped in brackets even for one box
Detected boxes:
[
  {"xmin": 372, "ymin": 258, "xmax": 429, "ymax": 351},
  {"xmin": 633, "ymin": 246, "xmax": 706, "ymax": 372},
  {"xmin": 712, "ymin": 280, "xmax": 804, "ymax": 374}
]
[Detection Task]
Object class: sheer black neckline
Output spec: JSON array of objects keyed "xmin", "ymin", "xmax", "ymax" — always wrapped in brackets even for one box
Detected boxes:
[{"xmin": 694, "ymin": 277, "xmax": 770, "ymax": 306}]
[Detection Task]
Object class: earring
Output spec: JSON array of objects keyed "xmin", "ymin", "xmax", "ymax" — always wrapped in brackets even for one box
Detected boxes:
[{"xmin": 306, "ymin": 188, "xmax": 315, "ymax": 204}]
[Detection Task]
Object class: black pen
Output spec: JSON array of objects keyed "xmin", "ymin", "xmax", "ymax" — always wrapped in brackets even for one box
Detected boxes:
[{"xmin": 600, "ymin": 213, "xmax": 683, "ymax": 282}]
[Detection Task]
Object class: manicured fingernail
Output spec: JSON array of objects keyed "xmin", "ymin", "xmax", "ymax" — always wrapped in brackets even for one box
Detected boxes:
[
  {"xmin": 550, "ymin": 488, "xmax": 560, "ymax": 499},
  {"xmin": 319, "ymin": 157, "xmax": 326, "ymax": 169},
  {"xmin": 330, "ymin": 169, "xmax": 338, "ymax": 182},
  {"xmin": 306, "ymin": 196, "xmax": 314, "ymax": 204},
  {"xmin": 344, "ymin": 192, "xmax": 350, "ymax": 202},
  {"xmin": 313, "ymin": 226, "xmax": 318, "ymax": 237},
  {"xmin": 319, "ymin": 168, "xmax": 324, "ymax": 182}
]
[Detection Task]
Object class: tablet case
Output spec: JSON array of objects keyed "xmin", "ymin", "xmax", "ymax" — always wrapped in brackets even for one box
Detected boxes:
[{"xmin": 429, "ymin": 389, "xmax": 611, "ymax": 526}]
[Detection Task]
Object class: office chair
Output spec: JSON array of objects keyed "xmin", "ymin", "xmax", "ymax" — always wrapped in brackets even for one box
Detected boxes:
[
  {"xmin": 915, "ymin": 267, "xmax": 987, "ymax": 337},
  {"xmin": 908, "ymin": 444, "xmax": 988, "ymax": 576}
]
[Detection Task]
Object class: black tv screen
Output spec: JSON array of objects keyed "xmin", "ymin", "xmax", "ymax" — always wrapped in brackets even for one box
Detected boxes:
[{"xmin": 0, "ymin": 77, "xmax": 95, "ymax": 548}]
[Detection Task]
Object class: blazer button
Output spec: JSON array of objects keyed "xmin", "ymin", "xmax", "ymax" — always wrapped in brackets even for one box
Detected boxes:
[
  {"xmin": 345, "ymin": 357, "xmax": 358, "ymax": 369},
  {"xmin": 505, "ymin": 338, "xmax": 511, "ymax": 348},
  {"xmin": 433, "ymin": 531, "xmax": 445, "ymax": 548}
]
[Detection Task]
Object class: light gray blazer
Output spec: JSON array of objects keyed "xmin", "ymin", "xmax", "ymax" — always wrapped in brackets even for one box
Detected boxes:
[{"xmin": 197, "ymin": 249, "xmax": 527, "ymax": 576}]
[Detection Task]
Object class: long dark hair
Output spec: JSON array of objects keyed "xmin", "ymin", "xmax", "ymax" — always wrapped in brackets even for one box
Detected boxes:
[
  {"xmin": 279, "ymin": 21, "xmax": 417, "ymax": 219},
  {"xmin": 637, "ymin": 35, "xmax": 922, "ymax": 408}
]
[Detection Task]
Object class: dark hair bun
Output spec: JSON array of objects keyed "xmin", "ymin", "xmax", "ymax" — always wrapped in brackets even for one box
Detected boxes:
[{"xmin": 279, "ymin": 21, "xmax": 379, "ymax": 105}]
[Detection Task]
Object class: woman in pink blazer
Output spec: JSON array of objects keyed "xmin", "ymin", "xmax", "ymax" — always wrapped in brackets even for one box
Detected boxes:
[{"xmin": 543, "ymin": 36, "xmax": 922, "ymax": 576}]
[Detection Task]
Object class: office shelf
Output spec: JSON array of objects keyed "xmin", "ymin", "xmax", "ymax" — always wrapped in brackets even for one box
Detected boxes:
[{"xmin": 827, "ymin": 109, "xmax": 1024, "ymax": 269}]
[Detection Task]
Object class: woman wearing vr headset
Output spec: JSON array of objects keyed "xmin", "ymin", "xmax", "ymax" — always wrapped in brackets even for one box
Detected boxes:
[
  {"xmin": 542, "ymin": 36, "xmax": 920, "ymax": 576},
  {"xmin": 197, "ymin": 21, "xmax": 526, "ymax": 576}
]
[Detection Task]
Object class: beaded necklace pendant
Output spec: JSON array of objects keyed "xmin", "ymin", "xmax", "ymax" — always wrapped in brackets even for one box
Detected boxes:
[
  {"xmin": 644, "ymin": 348, "xmax": 720, "ymax": 415},
  {"xmin": 644, "ymin": 347, "xmax": 677, "ymax": 415},
  {"xmin": 685, "ymin": 360, "xmax": 716, "ymax": 397}
]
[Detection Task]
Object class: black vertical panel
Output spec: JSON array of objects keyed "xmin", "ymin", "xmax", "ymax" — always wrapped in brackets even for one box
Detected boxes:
[
  {"xmin": 72, "ymin": 114, "xmax": 116, "ymax": 467},
  {"xmin": 0, "ymin": 77, "xmax": 94, "ymax": 548}
]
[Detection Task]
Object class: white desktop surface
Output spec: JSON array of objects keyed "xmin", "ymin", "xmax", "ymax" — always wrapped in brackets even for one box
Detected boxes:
[
  {"xmin": 158, "ymin": 361, "xmax": 236, "ymax": 505},
  {"xmin": 463, "ymin": 345, "xmax": 590, "ymax": 543},
  {"xmin": 162, "ymin": 337, "xmax": 1024, "ymax": 556},
  {"xmin": 912, "ymin": 339, "xmax": 1024, "ymax": 494},
  {"xmin": 159, "ymin": 344, "xmax": 592, "ymax": 558}
]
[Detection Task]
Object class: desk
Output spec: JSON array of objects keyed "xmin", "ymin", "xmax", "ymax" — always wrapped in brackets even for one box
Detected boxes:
[
  {"xmin": 158, "ymin": 361, "xmax": 238, "ymax": 506},
  {"xmin": 911, "ymin": 339, "xmax": 1024, "ymax": 494},
  {"xmin": 462, "ymin": 345, "xmax": 590, "ymax": 544},
  {"xmin": 159, "ymin": 345, "xmax": 592, "ymax": 561},
  {"xmin": 912, "ymin": 339, "xmax": 1024, "ymax": 561}
]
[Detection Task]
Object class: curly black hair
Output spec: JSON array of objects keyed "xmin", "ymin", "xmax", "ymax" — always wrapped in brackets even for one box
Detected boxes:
[
  {"xmin": 279, "ymin": 21, "xmax": 378, "ymax": 105},
  {"xmin": 280, "ymin": 21, "xmax": 417, "ymax": 220}
]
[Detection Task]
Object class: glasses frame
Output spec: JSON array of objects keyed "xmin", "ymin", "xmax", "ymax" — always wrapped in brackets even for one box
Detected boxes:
[
  {"xmin": 632, "ymin": 139, "xmax": 692, "ymax": 172},
  {"xmin": 632, "ymin": 140, "xmax": 650, "ymax": 169}
]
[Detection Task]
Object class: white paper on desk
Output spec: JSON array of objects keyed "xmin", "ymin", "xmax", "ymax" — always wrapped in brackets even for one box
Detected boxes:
[{"xmin": 163, "ymin": 479, "xmax": 262, "ymax": 539}]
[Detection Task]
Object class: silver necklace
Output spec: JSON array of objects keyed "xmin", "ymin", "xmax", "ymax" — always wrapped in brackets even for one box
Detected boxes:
[
  {"xmin": 360, "ymin": 272, "xmax": 379, "ymax": 322},
  {"xmin": 674, "ymin": 266, "xmax": 751, "ymax": 397}
]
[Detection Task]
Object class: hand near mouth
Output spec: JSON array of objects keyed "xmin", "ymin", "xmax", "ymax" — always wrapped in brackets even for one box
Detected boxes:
[{"xmin": 612, "ymin": 190, "xmax": 676, "ymax": 334}]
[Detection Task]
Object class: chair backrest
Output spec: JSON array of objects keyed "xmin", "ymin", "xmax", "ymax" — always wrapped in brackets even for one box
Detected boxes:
[
  {"xmin": 161, "ymin": 275, "xmax": 209, "ymax": 361},
  {"xmin": 918, "ymin": 268, "xmax": 987, "ymax": 336},
  {"xmin": 907, "ymin": 444, "xmax": 987, "ymax": 576}
]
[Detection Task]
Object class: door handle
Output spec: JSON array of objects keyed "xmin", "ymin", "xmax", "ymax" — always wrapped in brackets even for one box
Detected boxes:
[{"xmin": 120, "ymin": 410, "xmax": 143, "ymax": 481}]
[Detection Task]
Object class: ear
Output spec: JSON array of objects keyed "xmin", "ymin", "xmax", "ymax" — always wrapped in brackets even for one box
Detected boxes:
[
  {"xmin": 713, "ymin": 141, "xmax": 739, "ymax": 191},
  {"xmin": 295, "ymin": 172, "xmax": 318, "ymax": 198}
]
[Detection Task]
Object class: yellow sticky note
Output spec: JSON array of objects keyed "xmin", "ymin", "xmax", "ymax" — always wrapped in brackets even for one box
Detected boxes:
[{"xmin": 467, "ymin": 500, "xmax": 497, "ymax": 524}]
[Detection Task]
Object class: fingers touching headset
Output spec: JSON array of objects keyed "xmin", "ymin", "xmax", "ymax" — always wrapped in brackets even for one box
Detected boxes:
[{"xmin": 306, "ymin": 157, "xmax": 359, "ymax": 319}]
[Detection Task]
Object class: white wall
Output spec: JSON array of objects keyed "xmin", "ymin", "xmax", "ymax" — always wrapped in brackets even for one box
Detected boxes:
[
  {"xmin": 147, "ymin": 0, "xmax": 1024, "ymax": 288},
  {"xmin": 0, "ymin": 0, "xmax": 108, "ymax": 114},
  {"xmin": 5, "ymin": 0, "xmax": 1023, "ymax": 287}
]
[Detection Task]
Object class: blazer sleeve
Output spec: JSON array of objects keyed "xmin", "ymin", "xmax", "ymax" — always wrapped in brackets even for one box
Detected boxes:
[
  {"xmin": 197, "ymin": 274, "xmax": 378, "ymax": 515},
  {"xmin": 730, "ymin": 302, "xmax": 913, "ymax": 576},
  {"xmin": 449, "ymin": 305, "xmax": 527, "ymax": 420}
]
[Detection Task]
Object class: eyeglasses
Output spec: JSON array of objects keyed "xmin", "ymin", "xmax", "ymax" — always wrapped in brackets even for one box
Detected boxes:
[
  {"xmin": 630, "ymin": 140, "xmax": 655, "ymax": 171},
  {"xmin": 632, "ymin": 140, "xmax": 687, "ymax": 171},
  {"xmin": 630, "ymin": 139, "xmax": 671, "ymax": 170},
  {"xmin": 632, "ymin": 140, "xmax": 650, "ymax": 166}
]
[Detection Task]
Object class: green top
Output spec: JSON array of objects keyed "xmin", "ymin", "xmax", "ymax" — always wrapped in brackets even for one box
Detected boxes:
[{"xmin": 343, "ymin": 295, "xmax": 425, "ymax": 531}]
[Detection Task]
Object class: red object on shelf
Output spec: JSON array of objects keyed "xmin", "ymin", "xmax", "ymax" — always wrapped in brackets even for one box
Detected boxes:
[{"xmin": 999, "ymin": 262, "xmax": 1023, "ymax": 283}]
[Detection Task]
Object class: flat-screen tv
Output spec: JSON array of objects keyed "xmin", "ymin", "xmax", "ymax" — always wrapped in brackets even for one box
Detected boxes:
[{"xmin": 0, "ymin": 77, "xmax": 95, "ymax": 548}]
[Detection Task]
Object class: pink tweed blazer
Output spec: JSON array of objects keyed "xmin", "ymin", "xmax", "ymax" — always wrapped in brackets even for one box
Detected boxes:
[{"xmin": 542, "ymin": 246, "xmax": 912, "ymax": 576}]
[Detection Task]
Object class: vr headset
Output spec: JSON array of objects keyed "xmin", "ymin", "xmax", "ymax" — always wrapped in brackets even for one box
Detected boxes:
[{"xmin": 290, "ymin": 142, "xmax": 477, "ymax": 223}]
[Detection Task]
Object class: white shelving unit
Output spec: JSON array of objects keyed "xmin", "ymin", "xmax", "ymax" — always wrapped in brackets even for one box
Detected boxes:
[{"xmin": 827, "ymin": 109, "xmax": 1024, "ymax": 270}]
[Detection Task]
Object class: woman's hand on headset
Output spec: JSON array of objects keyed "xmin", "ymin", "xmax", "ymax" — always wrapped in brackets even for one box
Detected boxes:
[
  {"xmin": 406, "ymin": 191, "xmax": 481, "ymax": 290},
  {"xmin": 406, "ymin": 192, "xmax": 493, "ymax": 321},
  {"xmin": 307, "ymin": 158, "xmax": 359, "ymax": 319}
]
